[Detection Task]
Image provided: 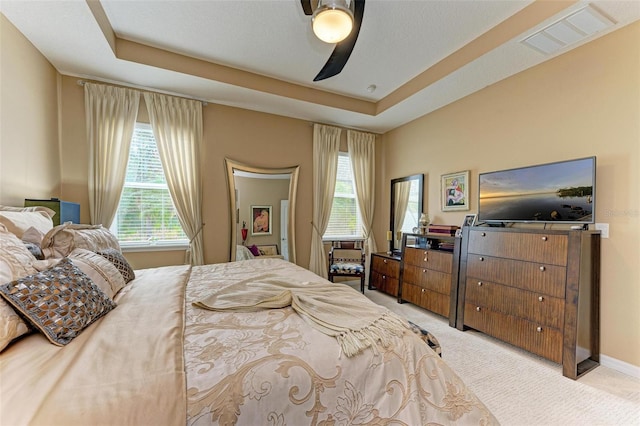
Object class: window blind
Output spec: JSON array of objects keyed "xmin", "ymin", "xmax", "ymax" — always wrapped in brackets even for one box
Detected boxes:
[
  {"xmin": 112, "ymin": 124, "xmax": 188, "ymax": 245},
  {"xmin": 324, "ymin": 153, "xmax": 363, "ymax": 239}
]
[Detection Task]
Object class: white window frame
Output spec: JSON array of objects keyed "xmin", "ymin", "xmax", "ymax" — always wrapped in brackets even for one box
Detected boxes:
[
  {"xmin": 323, "ymin": 152, "xmax": 364, "ymax": 241},
  {"xmin": 110, "ymin": 123, "xmax": 189, "ymax": 251}
]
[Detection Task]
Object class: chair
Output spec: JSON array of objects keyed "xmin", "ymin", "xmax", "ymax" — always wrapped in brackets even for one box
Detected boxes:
[{"xmin": 327, "ymin": 240, "xmax": 366, "ymax": 293}]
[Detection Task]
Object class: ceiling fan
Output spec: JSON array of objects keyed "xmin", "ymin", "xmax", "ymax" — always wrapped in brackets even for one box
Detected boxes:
[{"xmin": 300, "ymin": 0, "xmax": 366, "ymax": 81}]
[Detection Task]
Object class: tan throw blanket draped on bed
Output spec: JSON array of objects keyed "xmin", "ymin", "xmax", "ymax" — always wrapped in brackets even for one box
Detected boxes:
[{"xmin": 194, "ymin": 276, "xmax": 410, "ymax": 357}]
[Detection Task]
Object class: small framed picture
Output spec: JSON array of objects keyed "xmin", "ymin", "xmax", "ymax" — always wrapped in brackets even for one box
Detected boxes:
[
  {"xmin": 251, "ymin": 205, "xmax": 272, "ymax": 236},
  {"xmin": 462, "ymin": 214, "xmax": 477, "ymax": 227},
  {"xmin": 441, "ymin": 170, "xmax": 470, "ymax": 211}
]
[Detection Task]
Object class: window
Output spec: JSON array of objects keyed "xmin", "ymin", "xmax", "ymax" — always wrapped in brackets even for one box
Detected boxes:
[
  {"xmin": 323, "ymin": 153, "xmax": 363, "ymax": 239},
  {"xmin": 110, "ymin": 123, "xmax": 188, "ymax": 247}
]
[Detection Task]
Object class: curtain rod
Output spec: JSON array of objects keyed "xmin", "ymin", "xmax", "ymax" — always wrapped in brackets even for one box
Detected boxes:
[
  {"xmin": 76, "ymin": 79, "xmax": 208, "ymax": 106},
  {"xmin": 308, "ymin": 121, "xmax": 379, "ymax": 136}
]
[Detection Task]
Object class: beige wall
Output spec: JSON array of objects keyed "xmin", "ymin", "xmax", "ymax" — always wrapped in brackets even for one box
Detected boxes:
[
  {"xmin": 2, "ymin": 11, "xmax": 638, "ymax": 369},
  {"xmin": 376, "ymin": 22, "xmax": 640, "ymax": 368},
  {"xmin": 0, "ymin": 15, "xmax": 60, "ymax": 204},
  {"xmin": 56, "ymin": 75, "xmax": 314, "ymax": 268}
]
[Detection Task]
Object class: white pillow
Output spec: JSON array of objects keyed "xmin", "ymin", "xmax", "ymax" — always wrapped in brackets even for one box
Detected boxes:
[
  {"xmin": 0, "ymin": 226, "xmax": 38, "ymax": 351},
  {"xmin": 41, "ymin": 223, "xmax": 121, "ymax": 259},
  {"xmin": 0, "ymin": 204, "xmax": 55, "ymax": 218},
  {"xmin": 0, "ymin": 211, "xmax": 54, "ymax": 239}
]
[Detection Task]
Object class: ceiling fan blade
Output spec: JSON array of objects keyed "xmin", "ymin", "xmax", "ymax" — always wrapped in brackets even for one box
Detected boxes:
[
  {"xmin": 300, "ymin": 0, "xmax": 313, "ymax": 16},
  {"xmin": 313, "ymin": 0, "xmax": 365, "ymax": 81}
]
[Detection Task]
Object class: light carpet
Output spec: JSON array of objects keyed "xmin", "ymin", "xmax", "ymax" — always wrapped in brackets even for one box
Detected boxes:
[{"xmin": 347, "ymin": 282, "xmax": 640, "ymax": 426}]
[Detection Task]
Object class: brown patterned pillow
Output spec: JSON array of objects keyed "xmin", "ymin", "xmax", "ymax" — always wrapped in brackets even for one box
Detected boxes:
[
  {"xmin": 97, "ymin": 248, "xmax": 135, "ymax": 284},
  {"xmin": 0, "ymin": 258, "xmax": 116, "ymax": 346}
]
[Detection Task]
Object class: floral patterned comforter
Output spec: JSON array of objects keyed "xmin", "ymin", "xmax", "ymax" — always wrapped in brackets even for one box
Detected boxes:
[{"xmin": 185, "ymin": 259, "xmax": 497, "ymax": 425}]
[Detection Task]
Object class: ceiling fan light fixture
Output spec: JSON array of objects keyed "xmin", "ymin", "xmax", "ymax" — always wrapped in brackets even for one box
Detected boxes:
[{"xmin": 312, "ymin": 0, "xmax": 354, "ymax": 44}]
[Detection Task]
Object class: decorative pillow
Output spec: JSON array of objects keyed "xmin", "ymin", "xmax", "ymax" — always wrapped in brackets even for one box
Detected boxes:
[
  {"xmin": 0, "ymin": 226, "xmax": 38, "ymax": 351},
  {"xmin": 96, "ymin": 248, "xmax": 135, "ymax": 284},
  {"xmin": 248, "ymin": 244, "xmax": 261, "ymax": 257},
  {"xmin": 0, "ymin": 258, "xmax": 117, "ymax": 346},
  {"xmin": 41, "ymin": 223, "xmax": 121, "ymax": 259},
  {"xmin": 0, "ymin": 211, "xmax": 54, "ymax": 239},
  {"xmin": 69, "ymin": 248, "xmax": 126, "ymax": 298}
]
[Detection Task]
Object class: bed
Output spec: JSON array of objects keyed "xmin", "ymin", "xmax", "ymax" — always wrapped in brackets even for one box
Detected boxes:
[{"xmin": 0, "ymin": 209, "xmax": 497, "ymax": 425}]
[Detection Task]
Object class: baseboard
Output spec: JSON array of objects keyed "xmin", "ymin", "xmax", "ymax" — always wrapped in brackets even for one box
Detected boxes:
[{"xmin": 600, "ymin": 354, "xmax": 640, "ymax": 379}]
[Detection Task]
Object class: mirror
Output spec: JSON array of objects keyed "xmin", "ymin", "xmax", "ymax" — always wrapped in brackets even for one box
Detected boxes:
[
  {"xmin": 225, "ymin": 158, "xmax": 300, "ymax": 263},
  {"xmin": 390, "ymin": 174, "xmax": 424, "ymax": 252}
]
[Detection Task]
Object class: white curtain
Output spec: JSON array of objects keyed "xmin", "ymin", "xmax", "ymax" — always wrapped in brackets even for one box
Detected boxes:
[
  {"xmin": 84, "ymin": 83, "xmax": 140, "ymax": 227},
  {"xmin": 309, "ymin": 124, "xmax": 341, "ymax": 278},
  {"xmin": 394, "ymin": 180, "xmax": 412, "ymax": 248},
  {"xmin": 347, "ymin": 129, "xmax": 377, "ymax": 281},
  {"xmin": 143, "ymin": 92, "xmax": 205, "ymax": 266}
]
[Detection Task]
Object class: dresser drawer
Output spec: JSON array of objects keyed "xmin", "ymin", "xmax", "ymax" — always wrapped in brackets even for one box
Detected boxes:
[
  {"xmin": 402, "ymin": 283, "xmax": 450, "ymax": 318},
  {"xmin": 404, "ymin": 247, "xmax": 452, "ymax": 273},
  {"xmin": 403, "ymin": 265, "xmax": 451, "ymax": 295},
  {"xmin": 463, "ymin": 303, "xmax": 562, "ymax": 363},
  {"xmin": 465, "ymin": 280, "xmax": 564, "ymax": 329},
  {"xmin": 466, "ymin": 255, "xmax": 566, "ymax": 298},
  {"xmin": 371, "ymin": 271, "xmax": 399, "ymax": 296},
  {"xmin": 371, "ymin": 255, "xmax": 400, "ymax": 279},
  {"xmin": 468, "ymin": 230, "xmax": 568, "ymax": 266}
]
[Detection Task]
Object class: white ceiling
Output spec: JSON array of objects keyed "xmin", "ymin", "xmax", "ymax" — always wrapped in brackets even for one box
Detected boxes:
[{"xmin": 1, "ymin": 0, "xmax": 639, "ymax": 133}]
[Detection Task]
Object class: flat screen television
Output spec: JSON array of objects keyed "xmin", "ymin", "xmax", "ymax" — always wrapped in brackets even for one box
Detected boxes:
[{"xmin": 478, "ymin": 156, "xmax": 596, "ymax": 224}]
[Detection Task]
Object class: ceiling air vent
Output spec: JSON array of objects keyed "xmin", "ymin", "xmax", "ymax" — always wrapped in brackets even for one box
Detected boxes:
[{"xmin": 521, "ymin": 5, "xmax": 615, "ymax": 55}]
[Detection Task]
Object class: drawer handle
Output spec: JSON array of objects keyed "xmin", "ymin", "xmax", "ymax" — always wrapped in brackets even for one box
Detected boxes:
[
  {"xmin": 539, "ymin": 266, "xmax": 546, "ymax": 272},
  {"xmin": 481, "ymin": 232, "xmax": 486, "ymax": 237},
  {"xmin": 423, "ymin": 257, "xmax": 428, "ymax": 262},
  {"xmin": 478, "ymin": 281, "xmax": 483, "ymax": 286},
  {"xmin": 538, "ymin": 296, "xmax": 544, "ymax": 302},
  {"xmin": 421, "ymin": 288, "xmax": 425, "ymax": 293},
  {"xmin": 476, "ymin": 306, "xmax": 481, "ymax": 312},
  {"xmin": 479, "ymin": 257, "xmax": 484, "ymax": 261},
  {"xmin": 422, "ymin": 269, "xmax": 427, "ymax": 273},
  {"xmin": 382, "ymin": 275, "xmax": 387, "ymax": 280},
  {"xmin": 536, "ymin": 326, "xmax": 543, "ymax": 333},
  {"xmin": 383, "ymin": 259, "xmax": 387, "ymax": 264},
  {"xmin": 541, "ymin": 236, "xmax": 548, "ymax": 241}
]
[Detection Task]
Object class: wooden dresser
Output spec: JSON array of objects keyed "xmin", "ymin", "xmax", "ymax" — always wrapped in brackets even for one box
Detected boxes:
[
  {"xmin": 456, "ymin": 226, "xmax": 600, "ymax": 379},
  {"xmin": 369, "ymin": 252, "xmax": 401, "ymax": 296},
  {"xmin": 398, "ymin": 233, "xmax": 461, "ymax": 326}
]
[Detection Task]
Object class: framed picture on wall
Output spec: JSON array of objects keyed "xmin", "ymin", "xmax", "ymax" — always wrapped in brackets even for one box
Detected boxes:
[
  {"xmin": 441, "ymin": 170, "xmax": 470, "ymax": 211},
  {"xmin": 251, "ymin": 205, "xmax": 272, "ymax": 235}
]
